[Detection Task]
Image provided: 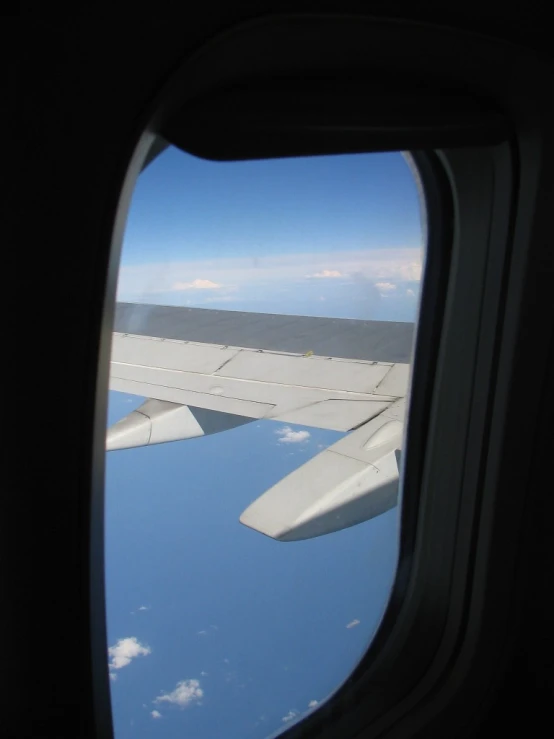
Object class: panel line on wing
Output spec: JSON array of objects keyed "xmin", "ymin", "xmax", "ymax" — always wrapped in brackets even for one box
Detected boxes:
[{"xmin": 111, "ymin": 362, "xmax": 402, "ymax": 399}]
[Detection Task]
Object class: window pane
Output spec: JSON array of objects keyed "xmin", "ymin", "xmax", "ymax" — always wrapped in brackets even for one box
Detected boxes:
[{"xmin": 105, "ymin": 145, "xmax": 425, "ymax": 738}]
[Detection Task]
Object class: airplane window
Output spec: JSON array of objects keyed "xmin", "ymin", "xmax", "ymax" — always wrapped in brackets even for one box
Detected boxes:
[{"xmin": 105, "ymin": 144, "xmax": 426, "ymax": 738}]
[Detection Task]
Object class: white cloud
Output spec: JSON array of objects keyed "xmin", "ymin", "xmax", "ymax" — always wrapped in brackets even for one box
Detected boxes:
[
  {"xmin": 171, "ymin": 278, "xmax": 222, "ymax": 290},
  {"xmin": 200, "ymin": 671, "xmax": 208, "ymax": 676},
  {"xmin": 117, "ymin": 247, "xmax": 422, "ymax": 300},
  {"xmin": 308, "ymin": 700, "xmax": 319, "ymax": 708},
  {"xmin": 346, "ymin": 619, "xmax": 360, "ymax": 629},
  {"xmin": 108, "ymin": 637, "xmax": 151, "ymax": 671},
  {"xmin": 138, "ymin": 605, "xmax": 149, "ymax": 611},
  {"xmin": 154, "ymin": 679, "xmax": 203, "ymax": 708},
  {"xmin": 374, "ymin": 281, "xmax": 397, "ymax": 294},
  {"xmin": 275, "ymin": 426, "xmax": 311, "ymax": 444},
  {"xmin": 306, "ymin": 269, "xmax": 343, "ymax": 279},
  {"xmin": 197, "ymin": 630, "xmax": 207, "ymax": 635},
  {"xmin": 398, "ymin": 262, "xmax": 422, "ymax": 281},
  {"xmin": 282, "ymin": 710, "xmax": 299, "ymax": 723},
  {"xmin": 151, "ymin": 710, "xmax": 162, "ymax": 719},
  {"xmin": 109, "ymin": 672, "xmax": 117, "ymax": 681},
  {"xmin": 406, "ymin": 288, "xmax": 416, "ymax": 298}
]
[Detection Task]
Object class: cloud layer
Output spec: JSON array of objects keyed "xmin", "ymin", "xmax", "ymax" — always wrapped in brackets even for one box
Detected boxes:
[
  {"xmin": 306, "ymin": 269, "xmax": 343, "ymax": 279},
  {"xmin": 374, "ymin": 281, "xmax": 397, "ymax": 294},
  {"xmin": 117, "ymin": 247, "xmax": 422, "ymax": 301},
  {"xmin": 171, "ymin": 278, "xmax": 222, "ymax": 290}
]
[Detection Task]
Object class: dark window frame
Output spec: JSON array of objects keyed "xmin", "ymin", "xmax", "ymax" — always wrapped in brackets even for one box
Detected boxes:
[{"xmin": 89, "ymin": 14, "xmax": 552, "ymax": 739}]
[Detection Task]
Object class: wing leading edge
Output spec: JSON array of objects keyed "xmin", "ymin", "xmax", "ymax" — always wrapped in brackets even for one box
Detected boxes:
[{"xmin": 108, "ymin": 303, "xmax": 412, "ymax": 540}]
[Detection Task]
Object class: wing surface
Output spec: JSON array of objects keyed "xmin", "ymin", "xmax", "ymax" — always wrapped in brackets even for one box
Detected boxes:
[{"xmin": 108, "ymin": 302, "xmax": 413, "ymax": 538}]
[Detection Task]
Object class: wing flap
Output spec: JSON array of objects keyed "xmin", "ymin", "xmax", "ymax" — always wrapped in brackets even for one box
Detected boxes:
[
  {"xmin": 273, "ymin": 399, "xmax": 391, "ymax": 430},
  {"xmin": 216, "ymin": 349, "xmax": 392, "ymax": 393},
  {"xmin": 110, "ymin": 375, "xmax": 275, "ymax": 419},
  {"xmin": 110, "ymin": 332, "xmax": 407, "ymax": 432},
  {"xmin": 112, "ymin": 333, "xmax": 239, "ymax": 374}
]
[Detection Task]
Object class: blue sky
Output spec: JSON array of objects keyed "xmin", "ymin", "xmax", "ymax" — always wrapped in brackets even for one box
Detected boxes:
[
  {"xmin": 106, "ymin": 145, "xmax": 423, "ymax": 738},
  {"xmin": 116, "ymin": 147, "xmax": 424, "ymax": 321}
]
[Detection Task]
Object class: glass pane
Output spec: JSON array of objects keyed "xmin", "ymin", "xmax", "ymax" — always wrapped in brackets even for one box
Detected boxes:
[{"xmin": 105, "ymin": 145, "xmax": 425, "ymax": 738}]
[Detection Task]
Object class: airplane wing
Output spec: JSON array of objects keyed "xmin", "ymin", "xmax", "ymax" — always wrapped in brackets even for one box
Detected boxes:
[{"xmin": 108, "ymin": 302, "xmax": 413, "ymax": 540}]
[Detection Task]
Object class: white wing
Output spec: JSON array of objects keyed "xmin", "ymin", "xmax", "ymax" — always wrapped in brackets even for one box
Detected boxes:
[{"xmin": 108, "ymin": 303, "xmax": 413, "ymax": 540}]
